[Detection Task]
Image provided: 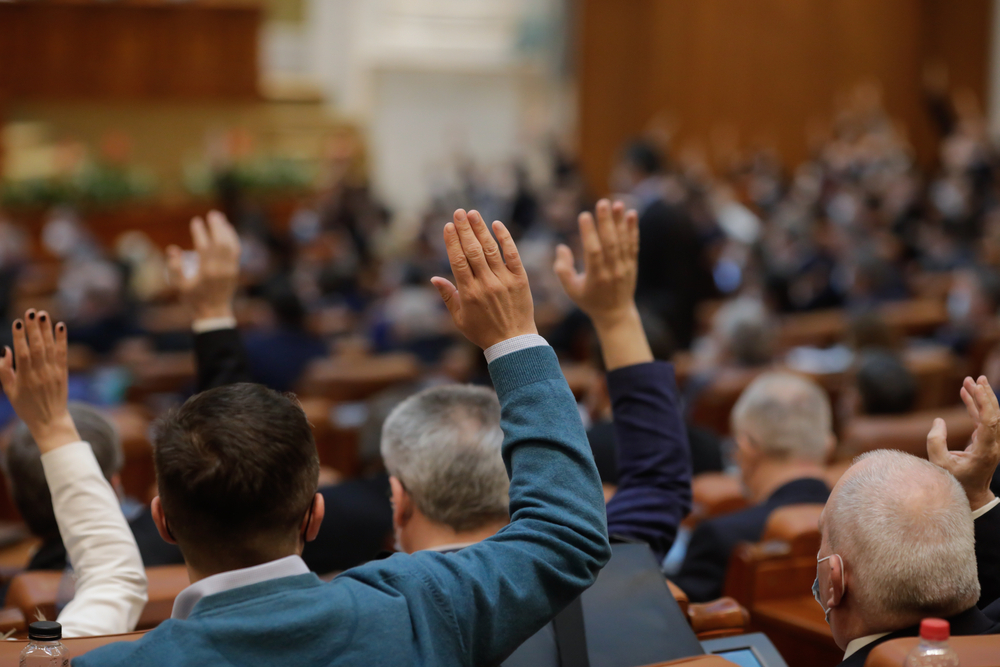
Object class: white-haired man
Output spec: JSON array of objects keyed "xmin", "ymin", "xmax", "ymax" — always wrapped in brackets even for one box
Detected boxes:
[
  {"xmin": 675, "ymin": 371, "xmax": 835, "ymax": 601},
  {"xmin": 821, "ymin": 376, "xmax": 1000, "ymax": 667}
]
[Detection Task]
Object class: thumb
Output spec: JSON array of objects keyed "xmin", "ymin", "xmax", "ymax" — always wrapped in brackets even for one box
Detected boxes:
[
  {"xmin": 0, "ymin": 347, "xmax": 14, "ymax": 398},
  {"xmin": 927, "ymin": 417, "xmax": 949, "ymax": 464},
  {"xmin": 431, "ymin": 277, "xmax": 461, "ymax": 320},
  {"xmin": 553, "ymin": 244, "xmax": 581, "ymax": 296}
]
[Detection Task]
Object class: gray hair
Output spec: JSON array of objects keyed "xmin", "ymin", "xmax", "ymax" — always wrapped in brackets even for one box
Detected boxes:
[
  {"xmin": 2, "ymin": 402, "xmax": 122, "ymax": 539},
  {"xmin": 827, "ymin": 450, "xmax": 979, "ymax": 621},
  {"xmin": 714, "ymin": 297, "xmax": 775, "ymax": 367},
  {"xmin": 380, "ymin": 384, "xmax": 509, "ymax": 532},
  {"xmin": 731, "ymin": 372, "xmax": 832, "ymax": 461}
]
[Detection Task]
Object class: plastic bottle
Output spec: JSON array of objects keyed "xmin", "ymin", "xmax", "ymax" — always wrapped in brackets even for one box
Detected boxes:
[
  {"xmin": 19, "ymin": 621, "xmax": 70, "ymax": 667},
  {"xmin": 904, "ymin": 618, "xmax": 960, "ymax": 667}
]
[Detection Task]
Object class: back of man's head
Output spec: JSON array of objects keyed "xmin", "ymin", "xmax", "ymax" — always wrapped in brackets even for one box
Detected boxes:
[
  {"xmin": 2, "ymin": 402, "xmax": 122, "ymax": 540},
  {"xmin": 153, "ymin": 383, "xmax": 319, "ymax": 571},
  {"xmin": 856, "ymin": 350, "xmax": 917, "ymax": 415},
  {"xmin": 381, "ymin": 384, "xmax": 508, "ymax": 533},
  {"xmin": 622, "ymin": 141, "xmax": 663, "ymax": 177},
  {"xmin": 827, "ymin": 450, "xmax": 978, "ymax": 623},
  {"xmin": 713, "ymin": 297, "xmax": 775, "ymax": 367},
  {"xmin": 731, "ymin": 372, "xmax": 832, "ymax": 462}
]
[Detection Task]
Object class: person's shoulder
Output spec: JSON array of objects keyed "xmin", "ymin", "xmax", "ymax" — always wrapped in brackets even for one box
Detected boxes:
[{"xmin": 695, "ymin": 504, "xmax": 772, "ymax": 549}]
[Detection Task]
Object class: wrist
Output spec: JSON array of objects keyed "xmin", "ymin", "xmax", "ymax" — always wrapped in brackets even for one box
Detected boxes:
[
  {"xmin": 482, "ymin": 324, "xmax": 539, "ymax": 351},
  {"xmin": 30, "ymin": 412, "xmax": 81, "ymax": 454},
  {"xmin": 191, "ymin": 304, "xmax": 235, "ymax": 322},
  {"xmin": 591, "ymin": 305, "xmax": 642, "ymax": 335},
  {"xmin": 969, "ymin": 488, "xmax": 997, "ymax": 512}
]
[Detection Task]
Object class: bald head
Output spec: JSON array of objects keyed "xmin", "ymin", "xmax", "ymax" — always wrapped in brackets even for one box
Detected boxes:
[
  {"xmin": 825, "ymin": 450, "xmax": 978, "ymax": 623},
  {"xmin": 731, "ymin": 372, "xmax": 832, "ymax": 462}
]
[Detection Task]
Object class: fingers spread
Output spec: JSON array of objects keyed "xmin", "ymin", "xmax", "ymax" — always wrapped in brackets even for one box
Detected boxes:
[
  {"xmin": 54, "ymin": 322, "xmax": 68, "ymax": 372},
  {"xmin": 38, "ymin": 311, "xmax": 55, "ymax": 353},
  {"xmin": 594, "ymin": 199, "xmax": 619, "ymax": 267},
  {"xmin": 578, "ymin": 211, "xmax": 605, "ymax": 276},
  {"xmin": 493, "ymin": 221, "xmax": 524, "ymax": 276},
  {"xmin": 611, "ymin": 201, "xmax": 628, "ymax": 262},
  {"xmin": 927, "ymin": 417, "xmax": 949, "ymax": 464},
  {"xmin": 11, "ymin": 318, "xmax": 29, "ymax": 374},
  {"xmin": 961, "ymin": 378, "xmax": 980, "ymax": 422},
  {"xmin": 553, "ymin": 244, "xmax": 581, "ymax": 297},
  {"xmin": 625, "ymin": 209, "xmax": 640, "ymax": 261},
  {"xmin": 443, "ymin": 222, "xmax": 473, "ymax": 287},
  {"xmin": 430, "ymin": 277, "xmax": 461, "ymax": 318},
  {"xmin": 468, "ymin": 211, "xmax": 505, "ymax": 273},
  {"xmin": 453, "ymin": 210, "xmax": 489, "ymax": 275},
  {"xmin": 207, "ymin": 210, "xmax": 241, "ymax": 258},
  {"xmin": 190, "ymin": 217, "xmax": 209, "ymax": 254},
  {"xmin": 25, "ymin": 310, "xmax": 47, "ymax": 367}
]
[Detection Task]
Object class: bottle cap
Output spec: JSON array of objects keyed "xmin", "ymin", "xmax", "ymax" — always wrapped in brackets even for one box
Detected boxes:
[
  {"xmin": 919, "ymin": 618, "xmax": 950, "ymax": 642},
  {"xmin": 27, "ymin": 621, "xmax": 61, "ymax": 641}
]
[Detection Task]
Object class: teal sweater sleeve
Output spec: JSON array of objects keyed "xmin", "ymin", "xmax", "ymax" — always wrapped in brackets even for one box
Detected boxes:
[{"xmin": 345, "ymin": 345, "xmax": 611, "ymax": 665}]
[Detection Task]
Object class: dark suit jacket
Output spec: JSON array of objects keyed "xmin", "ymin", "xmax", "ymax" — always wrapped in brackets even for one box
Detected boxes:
[
  {"xmin": 839, "ymin": 504, "xmax": 1000, "ymax": 666},
  {"xmin": 193, "ymin": 327, "xmax": 392, "ymax": 574},
  {"xmin": 673, "ymin": 477, "xmax": 831, "ymax": 602},
  {"xmin": 634, "ymin": 199, "xmax": 712, "ymax": 349}
]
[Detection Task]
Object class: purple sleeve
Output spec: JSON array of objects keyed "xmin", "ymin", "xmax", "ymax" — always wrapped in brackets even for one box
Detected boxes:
[{"xmin": 604, "ymin": 361, "xmax": 693, "ymax": 561}]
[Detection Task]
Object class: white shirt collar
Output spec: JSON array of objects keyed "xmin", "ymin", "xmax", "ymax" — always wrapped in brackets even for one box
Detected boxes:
[
  {"xmin": 843, "ymin": 632, "xmax": 891, "ymax": 660},
  {"xmin": 171, "ymin": 555, "xmax": 310, "ymax": 620},
  {"xmin": 424, "ymin": 541, "xmax": 479, "ymax": 553}
]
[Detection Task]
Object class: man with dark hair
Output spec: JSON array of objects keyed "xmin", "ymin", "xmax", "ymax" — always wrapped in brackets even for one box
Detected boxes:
[
  {"xmin": 60, "ymin": 208, "xmax": 610, "ymax": 665},
  {"xmin": 855, "ymin": 350, "xmax": 917, "ymax": 415}
]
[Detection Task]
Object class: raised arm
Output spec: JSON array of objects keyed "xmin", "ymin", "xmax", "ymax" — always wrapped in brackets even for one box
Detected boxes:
[
  {"xmin": 345, "ymin": 209, "xmax": 610, "ymax": 665},
  {"xmin": 0, "ymin": 310, "xmax": 147, "ymax": 636},
  {"xmin": 928, "ymin": 375, "xmax": 1000, "ymax": 606},
  {"xmin": 166, "ymin": 211, "xmax": 252, "ymax": 390},
  {"xmin": 554, "ymin": 199, "xmax": 693, "ymax": 560}
]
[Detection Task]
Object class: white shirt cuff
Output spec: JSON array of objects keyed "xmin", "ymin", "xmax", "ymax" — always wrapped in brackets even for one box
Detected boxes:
[
  {"xmin": 483, "ymin": 334, "xmax": 549, "ymax": 363},
  {"xmin": 972, "ymin": 496, "xmax": 1000, "ymax": 520},
  {"xmin": 192, "ymin": 316, "xmax": 237, "ymax": 334}
]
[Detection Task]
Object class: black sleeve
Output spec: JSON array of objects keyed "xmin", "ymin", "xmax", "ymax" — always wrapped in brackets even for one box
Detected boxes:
[
  {"xmin": 194, "ymin": 328, "xmax": 253, "ymax": 392},
  {"xmin": 975, "ymin": 503, "xmax": 1000, "ymax": 608}
]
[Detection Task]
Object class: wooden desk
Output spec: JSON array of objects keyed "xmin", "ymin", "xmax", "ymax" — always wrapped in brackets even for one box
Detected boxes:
[{"xmin": 0, "ymin": 0, "xmax": 261, "ymax": 101}]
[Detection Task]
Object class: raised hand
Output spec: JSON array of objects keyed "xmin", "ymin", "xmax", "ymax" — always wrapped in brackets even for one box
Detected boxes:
[
  {"xmin": 0, "ymin": 310, "xmax": 79, "ymax": 453},
  {"xmin": 554, "ymin": 199, "xmax": 651, "ymax": 370},
  {"xmin": 431, "ymin": 209, "xmax": 537, "ymax": 350},
  {"xmin": 553, "ymin": 199, "xmax": 640, "ymax": 327},
  {"xmin": 927, "ymin": 375, "xmax": 1000, "ymax": 511},
  {"xmin": 166, "ymin": 211, "xmax": 241, "ymax": 322}
]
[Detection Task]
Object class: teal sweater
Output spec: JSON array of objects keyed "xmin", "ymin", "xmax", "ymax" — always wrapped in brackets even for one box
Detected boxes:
[{"xmin": 74, "ymin": 346, "xmax": 611, "ymax": 666}]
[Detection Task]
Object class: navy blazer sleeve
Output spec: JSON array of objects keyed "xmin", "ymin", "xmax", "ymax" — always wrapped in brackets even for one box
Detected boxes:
[
  {"xmin": 604, "ymin": 361, "xmax": 693, "ymax": 562},
  {"xmin": 976, "ymin": 503, "xmax": 1000, "ymax": 608},
  {"xmin": 194, "ymin": 328, "xmax": 253, "ymax": 392}
]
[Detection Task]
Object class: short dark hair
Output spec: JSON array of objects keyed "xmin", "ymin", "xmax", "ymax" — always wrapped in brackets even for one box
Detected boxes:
[
  {"xmin": 2, "ymin": 403, "xmax": 122, "ymax": 540},
  {"xmin": 153, "ymin": 383, "xmax": 319, "ymax": 570},
  {"xmin": 623, "ymin": 140, "xmax": 663, "ymax": 176},
  {"xmin": 856, "ymin": 351, "xmax": 917, "ymax": 416}
]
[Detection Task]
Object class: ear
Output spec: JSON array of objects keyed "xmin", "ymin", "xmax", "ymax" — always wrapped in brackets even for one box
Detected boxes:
[
  {"xmin": 303, "ymin": 493, "xmax": 325, "ymax": 542},
  {"xmin": 389, "ymin": 476, "xmax": 412, "ymax": 529},
  {"xmin": 151, "ymin": 496, "xmax": 177, "ymax": 545},
  {"xmin": 734, "ymin": 434, "xmax": 758, "ymax": 464},
  {"xmin": 826, "ymin": 554, "xmax": 846, "ymax": 610}
]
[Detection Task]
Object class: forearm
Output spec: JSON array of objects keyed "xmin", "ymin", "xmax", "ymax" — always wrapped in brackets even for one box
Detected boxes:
[
  {"xmin": 194, "ymin": 326, "xmax": 253, "ymax": 391},
  {"xmin": 42, "ymin": 442, "xmax": 147, "ymax": 636},
  {"xmin": 395, "ymin": 345, "xmax": 611, "ymax": 664},
  {"xmin": 605, "ymin": 361, "xmax": 693, "ymax": 560},
  {"xmin": 592, "ymin": 306, "xmax": 653, "ymax": 371}
]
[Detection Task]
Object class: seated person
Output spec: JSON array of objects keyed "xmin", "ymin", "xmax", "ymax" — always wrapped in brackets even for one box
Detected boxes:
[
  {"xmin": 62, "ymin": 208, "xmax": 610, "ymax": 665},
  {"xmin": 1, "ymin": 402, "xmax": 183, "ymax": 578},
  {"xmin": 0, "ymin": 310, "xmax": 148, "ymax": 636},
  {"xmin": 168, "ymin": 212, "xmax": 392, "ymax": 573},
  {"xmin": 821, "ymin": 375, "xmax": 1000, "ymax": 666},
  {"xmin": 674, "ymin": 371, "xmax": 833, "ymax": 601},
  {"xmin": 386, "ymin": 200, "xmax": 692, "ymax": 562},
  {"xmin": 839, "ymin": 349, "xmax": 917, "ymax": 420}
]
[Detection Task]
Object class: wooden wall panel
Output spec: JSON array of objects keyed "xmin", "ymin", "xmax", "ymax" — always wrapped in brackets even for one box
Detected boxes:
[
  {"xmin": 0, "ymin": 1, "xmax": 261, "ymax": 101},
  {"xmin": 578, "ymin": 0, "xmax": 992, "ymax": 196}
]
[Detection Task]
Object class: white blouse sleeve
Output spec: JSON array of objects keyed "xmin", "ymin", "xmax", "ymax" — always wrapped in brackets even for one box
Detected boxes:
[{"xmin": 41, "ymin": 441, "xmax": 148, "ymax": 637}]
